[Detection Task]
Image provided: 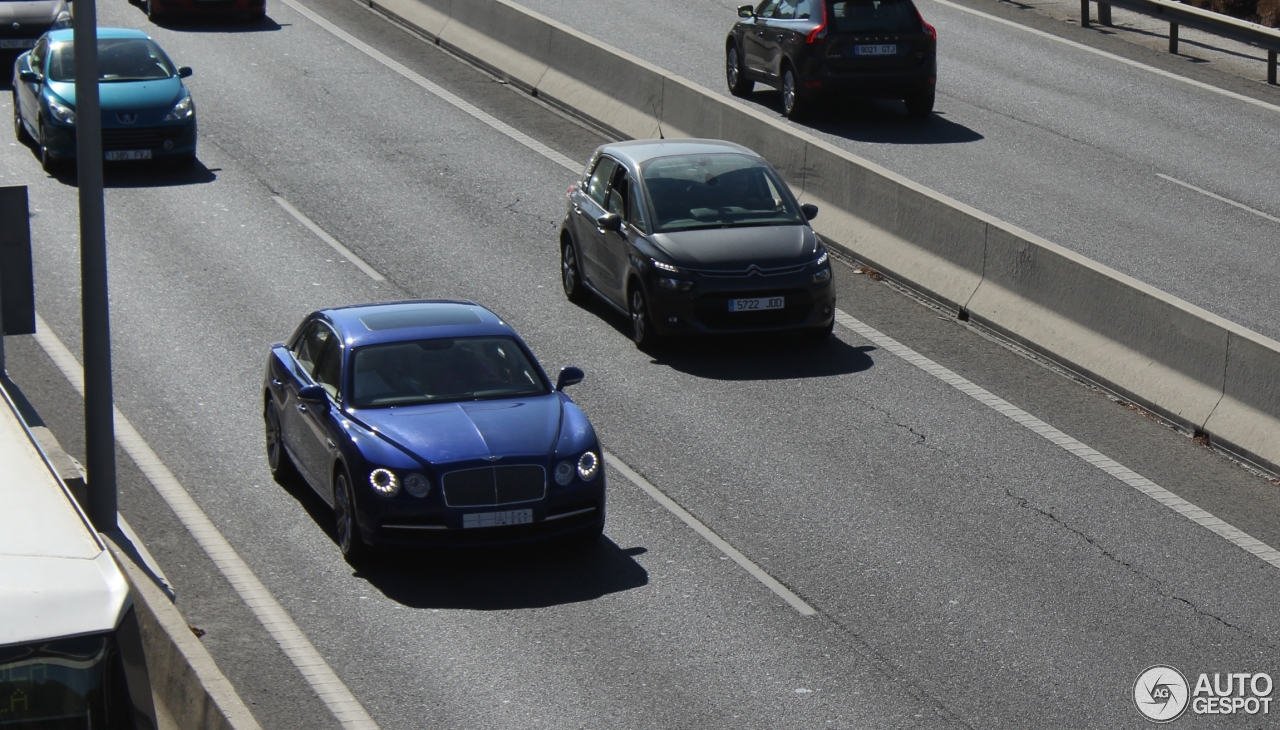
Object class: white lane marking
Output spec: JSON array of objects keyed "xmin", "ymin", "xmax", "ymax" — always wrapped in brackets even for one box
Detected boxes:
[
  {"xmin": 273, "ymin": 196, "xmax": 387, "ymax": 281},
  {"xmin": 31, "ymin": 314, "xmax": 381, "ymax": 730},
  {"xmin": 272, "ymin": 0, "xmax": 582, "ymax": 174},
  {"xmin": 925, "ymin": 0, "xmax": 1280, "ymax": 115},
  {"xmin": 1156, "ymin": 173, "xmax": 1280, "ymax": 225},
  {"xmin": 833, "ymin": 308, "xmax": 1280, "ymax": 570},
  {"xmin": 604, "ymin": 452, "xmax": 818, "ymax": 616}
]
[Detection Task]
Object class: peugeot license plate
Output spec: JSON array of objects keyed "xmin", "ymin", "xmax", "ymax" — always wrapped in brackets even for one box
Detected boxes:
[
  {"xmin": 729, "ymin": 296, "xmax": 784, "ymax": 312},
  {"xmin": 463, "ymin": 509, "xmax": 533, "ymax": 528},
  {"xmin": 105, "ymin": 150, "xmax": 152, "ymax": 161},
  {"xmin": 854, "ymin": 44, "xmax": 897, "ymax": 56}
]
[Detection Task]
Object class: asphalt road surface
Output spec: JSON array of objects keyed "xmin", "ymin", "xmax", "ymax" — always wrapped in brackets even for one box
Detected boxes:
[
  {"xmin": 513, "ymin": 0, "xmax": 1280, "ymax": 343},
  {"xmin": 3, "ymin": 0, "xmax": 1280, "ymax": 727}
]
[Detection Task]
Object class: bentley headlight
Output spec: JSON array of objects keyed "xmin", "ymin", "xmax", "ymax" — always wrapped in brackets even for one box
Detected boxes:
[
  {"xmin": 47, "ymin": 98, "xmax": 75, "ymax": 125},
  {"xmin": 164, "ymin": 96, "xmax": 195, "ymax": 122},
  {"xmin": 577, "ymin": 451, "xmax": 600, "ymax": 481},
  {"xmin": 554, "ymin": 460, "xmax": 574, "ymax": 486},
  {"xmin": 369, "ymin": 468, "xmax": 400, "ymax": 497},
  {"xmin": 404, "ymin": 472, "xmax": 431, "ymax": 498}
]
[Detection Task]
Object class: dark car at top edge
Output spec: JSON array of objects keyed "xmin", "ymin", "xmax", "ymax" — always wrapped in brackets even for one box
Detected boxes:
[
  {"xmin": 263, "ymin": 300, "xmax": 606, "ymax": 558},
  {"xmin": 726, "ymin": 0, "xmax": 937, "ymax": 119},
  {"xmin": 559, "ymin": 138, "xmax": 836, "ymax": 349}
]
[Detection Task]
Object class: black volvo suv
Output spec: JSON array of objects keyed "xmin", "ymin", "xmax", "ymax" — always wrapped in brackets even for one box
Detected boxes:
[{"xmin": 726, "ymin": 0, "xmax": 937, "ymax": 119}]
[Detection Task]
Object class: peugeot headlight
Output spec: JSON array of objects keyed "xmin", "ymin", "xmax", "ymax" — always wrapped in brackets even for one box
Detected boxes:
[
  {"xmin": 54, "ymin": 10, "xmax": 72, "ymax": 28},
  {"xmin": 369, "ymin": 468, "xmax": 400, "ymax": 497},
  {"xmin": 164, "ymin": 96, "xmax": 195, "ymax": 122},
  {"xmin": 47, "ymin": 98, "xmax": 75, "ymax": 125},
  {"xmin": 404, "ymin": 472, "xmax": 431, "ymax": 498},
  {"xmin": 577, "ymin": 451, "xmax": 600, "ymax": 481},
  {"xmin": 554, "ymin": 460, "xmax": 574, "ymax": 486}
]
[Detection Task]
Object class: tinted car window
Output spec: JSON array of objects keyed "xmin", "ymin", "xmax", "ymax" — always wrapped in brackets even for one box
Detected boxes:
[
  {"xmin": 640, "ymin": 153, "xmax": 806, "ymax": 232},
  {"xmin": 829, "ymin": 0, "xmax": 921, "ymax": 33},
  {"xmin": 351, "ymin": 337, "xmax": 549, "ymax": 408},
  {"xmin": 311, "ymin": 336, "xmax": 342, "ymax": 399},
  {"xmin": 772, "ymin": 0, "xmax": 796, "ymax": 18},
  {"xmin": 293, "ymin": 322, "xmax": 334, "ymax": 379},
  {"xmin": 30, "ymin": 38, "xmax": 48, "ymax": 74},
  {"xmin": 47, "ymin": 39, "xmax": 177, "ymax": 83},
  {"xmin": 755, "ymin": 0, "xmax": 781, "ymax": 16},
  {"xmin": 586, "ymin": 157, "xmax": 619, "ymax": 207},
  {"xmin": 605, "ymin": 174, "xmax": 629, "ymax": 219}
]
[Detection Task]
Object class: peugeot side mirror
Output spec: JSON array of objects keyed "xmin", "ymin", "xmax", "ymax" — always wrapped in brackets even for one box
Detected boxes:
[
  {"xmin": 801, "ymin": 203, "xmax": 819, "ymax": 221},
  {"xmin": 595, "ymin": 213, "xmax": 622, "ymax": 232},
  {"xmin": 556, "ymin": 366, "xmax": 585, "ymax": 391},
  {"xmin": 738, "ymin": 4, "xmax": 754, "ymax": 17},
  {"xmin": 178, "ymin": 66, "xmax": 193, "ymax": 78},
  {"xmin": 19, "ymin": 70, "xmax": 40, "ymax": 84},
  {"xmin": 298, "ymin": 384, "xmax": 328, "ymax": 403}
]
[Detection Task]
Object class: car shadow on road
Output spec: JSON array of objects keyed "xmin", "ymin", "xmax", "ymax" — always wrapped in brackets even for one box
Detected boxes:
[
  {"xmin": 128, "ymin": 4, "xmax": 285, "ymax": 32},
  {"xmin": 579, "ymin": 295, "xmax": 876, "ymax": 380},
  {"xmin": 354, "ymin": 540, "xmax": 650, "ymax": 610},
  {"xmin": 651, "ymin": 336, "xmax": 875, "ymax": 381},
  {"xmin": 746, "ymin": 89, "xmax": 983, "ymax": 145},
  {"xmin": 36, "ymin": 158, "xmax": 219, "ymax": 187}
]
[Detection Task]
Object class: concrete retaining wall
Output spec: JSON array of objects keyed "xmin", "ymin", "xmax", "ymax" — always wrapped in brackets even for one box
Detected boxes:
[{"xmin": 365, "ymin": 0, "xmax": 1280, "ymax": 473}]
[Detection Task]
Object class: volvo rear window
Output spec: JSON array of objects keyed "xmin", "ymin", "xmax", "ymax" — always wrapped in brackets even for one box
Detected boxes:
[{"xmin": 829, "ymin": 0, "xmax": 921, "ymax": 33}]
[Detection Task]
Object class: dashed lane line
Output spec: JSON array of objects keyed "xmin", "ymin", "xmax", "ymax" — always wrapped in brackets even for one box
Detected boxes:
[
  {"xmin": 31, "ymin": 314, "xmax": 382, "ymax": 730},
  {"xmin": 273, "ymin": 196, "xmax": 387, "ymax": 281},
  {"xmin": 1156, "ymin": 173, "xmax": 1280, "ymax": 225}
]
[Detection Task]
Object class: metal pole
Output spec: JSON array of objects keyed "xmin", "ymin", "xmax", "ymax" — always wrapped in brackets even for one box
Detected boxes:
[
  {"xmin": 1169, "ymin": 22, "xmax": 1179, "ymax": 54},
  {"xmin": 1081, "ymin": 0, "xmax": 1090, "ymax": 27},
  {"xmin": 1099, "ymin": 1, "xmax": 1112, "ymax": 25},
  {"xmin": 1269, "ymin": 50, "xmax": 1277, "ymax": 85},
  {"xmin": 73, "ymin": 0, "xmax": 117, "ymax": 533}
]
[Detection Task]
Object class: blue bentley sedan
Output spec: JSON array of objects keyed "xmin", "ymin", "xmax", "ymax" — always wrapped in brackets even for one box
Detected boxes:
[
  {"xmin": 264, "ymin": 301, "xmax": 606, "ymax": 558},
  {"xmin": 12, "ymin": 27, "xmax": 197, "ymax": 172}
]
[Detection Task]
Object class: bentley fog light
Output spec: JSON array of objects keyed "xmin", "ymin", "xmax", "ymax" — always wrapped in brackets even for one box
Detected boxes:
[
  {"xmin": 404, "ymin": 472, "xmax": 431, "ymax": 498},
  {"xmin": 554, "ymin": 460, "xmax": 575, "ymax": 486},
  {"xmin": 369, "ymin": 468, "xmax": 400, "ymax": 497},
  {"xmin": 577, "ymin": 451, "xmax": 600, "ymax": 481}
]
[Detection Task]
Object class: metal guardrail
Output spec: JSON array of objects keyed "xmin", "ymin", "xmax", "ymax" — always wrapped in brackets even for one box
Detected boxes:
[{"xmin": 1083, "ymin": 0, "xmax": 1280, "ymax": 83}]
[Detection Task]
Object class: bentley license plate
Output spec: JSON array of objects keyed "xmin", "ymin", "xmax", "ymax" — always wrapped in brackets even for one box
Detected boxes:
[
  {"xmin": 729, "ymin": 296, "xmax": 784, "ymax": 312},
  {"xmin": 105, "ymin": 150, "xmax": 152, "ymax": 161},
  {"xmin": 463, "ymin": 509, "xmax": 533, "ymax": 528},
  {"xmin": 855, "ymin": 44, "xmax": 897, "ymax": 56}
]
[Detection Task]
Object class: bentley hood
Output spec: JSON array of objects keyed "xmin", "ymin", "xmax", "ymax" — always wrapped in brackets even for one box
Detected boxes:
[{"xmin": 357, "ymin": 395, "xmax": 563, "ymax": 464}]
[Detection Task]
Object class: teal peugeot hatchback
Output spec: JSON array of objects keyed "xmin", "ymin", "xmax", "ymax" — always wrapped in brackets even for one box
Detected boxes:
[{"xmin": 12, "ymin": 28, "xmax": 197, "ymax": 172}]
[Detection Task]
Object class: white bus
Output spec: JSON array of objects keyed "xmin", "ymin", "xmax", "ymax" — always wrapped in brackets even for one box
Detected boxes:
[{"xmin": 0, "ymin": 384, "xmax": 157, "ymax": 730}]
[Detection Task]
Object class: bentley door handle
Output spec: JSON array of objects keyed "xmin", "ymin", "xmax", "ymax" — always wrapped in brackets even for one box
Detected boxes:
[{"xmin": 271, "ymin": 379, "xmax": 283, "ymax": 387}]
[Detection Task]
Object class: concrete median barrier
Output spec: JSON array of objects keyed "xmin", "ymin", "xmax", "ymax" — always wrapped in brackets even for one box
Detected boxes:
[{"xmin": 372, "ymin": 0, "xmax": 1280, "ymax": 475}]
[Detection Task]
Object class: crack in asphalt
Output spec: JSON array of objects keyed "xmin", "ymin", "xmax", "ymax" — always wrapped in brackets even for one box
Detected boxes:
[
  {"xmin": 501, "ymin": 196, "xmax": 558, "ymax": 228},
  {"xmin": 1004, "ymin": 488, "xmax": 1242, "ymax": 632}
]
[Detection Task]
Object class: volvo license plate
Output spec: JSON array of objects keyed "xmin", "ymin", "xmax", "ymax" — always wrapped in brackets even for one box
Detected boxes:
[
  {"xmin": 854, "ymin": 44, "xmax": 897, "ymax": 56},
  {"xmin": 105, "ymin": 150, "xmax": 152, "ymax": 161},
  {"xmin": 463, "ymin": 509, "xmax": 533, "ymax": 528},
  {"xmin": 729, "ymin": 296, "xmax": 784, "ymax": 312}
]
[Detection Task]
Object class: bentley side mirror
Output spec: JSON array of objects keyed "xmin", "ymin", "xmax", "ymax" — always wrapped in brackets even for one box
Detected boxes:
[
  {"xmin": 19, "ymin": 71, "xmax": 40, "ymax": 84},
  {"xmin": 596, "ymin": 213, "xmax": 623, "ymax": 232},
  {"xmin": 556, "ymin": 366, "xmax": 585, "ymax": 391},
  {"xmin": 801, "ymin": 203, "xmax": 819, "ymax": 221},
  {"xmin": 738, "ymin": 4, "xmax": 754, "ymax": 17},
  {"xmin": 178, "ymin": 66, "xmax": 193, "ymax": 78},
  {"xmin": 298, "ymin": 384, "xmax": 328, "ymax": 403}
]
